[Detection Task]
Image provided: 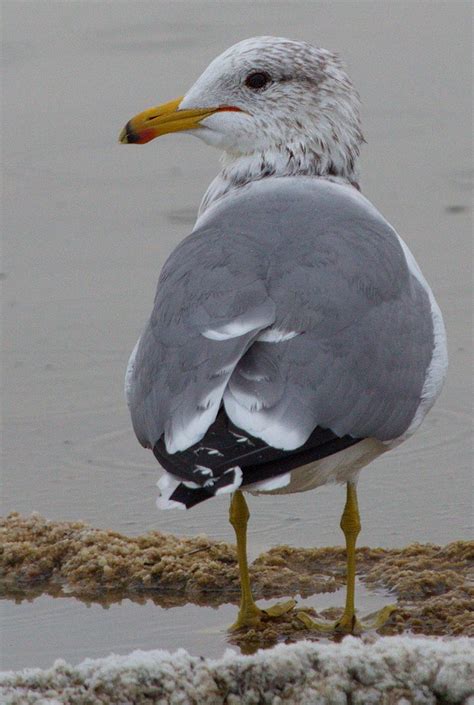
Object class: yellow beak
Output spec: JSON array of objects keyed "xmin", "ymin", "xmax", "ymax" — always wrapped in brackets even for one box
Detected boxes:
[{"xmin": 119, "ymin": 97, "xmax": 241, "ymax": 145}]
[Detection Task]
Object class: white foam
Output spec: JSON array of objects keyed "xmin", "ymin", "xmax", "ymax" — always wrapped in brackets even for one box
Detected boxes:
[{"xmin": 2, "ymin": 637, "xmax": 472, "ymax": 703}]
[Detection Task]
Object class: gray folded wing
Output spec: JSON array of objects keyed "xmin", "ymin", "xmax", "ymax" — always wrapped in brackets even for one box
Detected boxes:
[
  {"xmin": 126, "ymin": 228, "xmax": 276, "ymax": 452},
  {"xmin": 127, "ymin": 178, "xmax": 434, "ymax": 453}
]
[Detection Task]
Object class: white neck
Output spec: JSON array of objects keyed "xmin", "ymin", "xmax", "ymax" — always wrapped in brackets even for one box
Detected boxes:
[{"xmin": 198, "ymin": 142, "xmax": 361, "ymax": 216}]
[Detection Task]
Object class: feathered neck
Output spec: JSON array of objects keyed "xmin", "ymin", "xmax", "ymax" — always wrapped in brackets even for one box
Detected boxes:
[{"xmin": 199, "ymin": 136, "xmax": 362, "ymax": 216}]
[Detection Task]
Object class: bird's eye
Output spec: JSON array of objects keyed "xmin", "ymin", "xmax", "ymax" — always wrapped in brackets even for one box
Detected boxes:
[{"xmin": 244, "ymin": 72, "xmax": 271, "ymax": 90}]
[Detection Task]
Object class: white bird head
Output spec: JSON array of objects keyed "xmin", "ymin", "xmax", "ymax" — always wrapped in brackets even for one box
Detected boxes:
[{"xmin": 120, "ymin": 36, "xmax": 364, "ymax": 190}]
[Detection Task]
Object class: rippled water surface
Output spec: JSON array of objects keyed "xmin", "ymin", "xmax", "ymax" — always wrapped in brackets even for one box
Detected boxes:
[{"xmin": 2, "ymin": 0, "xmax": 472, "ymax": 672}]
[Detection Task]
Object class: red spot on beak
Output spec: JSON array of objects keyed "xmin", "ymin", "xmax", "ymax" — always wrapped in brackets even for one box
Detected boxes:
[{"xmin": 133, "ymin": 128, "xmax": 159, "ymax": 144}]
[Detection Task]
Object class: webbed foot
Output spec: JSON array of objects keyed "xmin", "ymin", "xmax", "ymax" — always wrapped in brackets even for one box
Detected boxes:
[
  {"xmin": 296, "ymin": 604, "xmax": 396, "ymax": 634},
  {"xmin": 229, "ymin": 598, "xmax": 296, "ymax": 631}
]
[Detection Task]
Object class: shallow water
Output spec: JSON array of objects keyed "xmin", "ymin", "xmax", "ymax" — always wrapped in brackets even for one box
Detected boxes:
[
  {"xmin": 1, "ymin": 0, "xmax": 472, "ymax": 672},
  {"xmin": 1, "ymin": 581, "xmax": 392, "ymax": 671}
]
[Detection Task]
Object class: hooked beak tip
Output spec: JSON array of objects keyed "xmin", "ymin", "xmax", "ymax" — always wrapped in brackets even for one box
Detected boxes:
[{"xmin": 119, "ymin": 120, "xmax": 142, "ymax": 144}]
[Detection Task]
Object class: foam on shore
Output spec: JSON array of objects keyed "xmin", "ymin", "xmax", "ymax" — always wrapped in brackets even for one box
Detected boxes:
[{"xmin": 1, "ymin": 637, "xmax": 473, "ymax": 705}]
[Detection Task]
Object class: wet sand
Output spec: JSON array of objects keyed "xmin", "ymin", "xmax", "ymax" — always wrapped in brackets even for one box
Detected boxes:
[
  {"xmin": 2, "ymin": 0, "xmax": 472, "ymax": 672},
  {"xmin": 2, "ymin": 514, "xmax": 473, "ymax": 659}
]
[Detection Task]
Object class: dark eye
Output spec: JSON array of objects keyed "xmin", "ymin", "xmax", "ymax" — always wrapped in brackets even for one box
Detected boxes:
[{"xmin": 245, "ymin": 72, "xmax": 271, "ymax": 90}]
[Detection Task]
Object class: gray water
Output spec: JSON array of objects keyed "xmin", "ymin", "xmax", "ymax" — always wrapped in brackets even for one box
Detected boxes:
[{"xmin": 1, "ymin": 0, "xmax": 472, "ymax": 671}]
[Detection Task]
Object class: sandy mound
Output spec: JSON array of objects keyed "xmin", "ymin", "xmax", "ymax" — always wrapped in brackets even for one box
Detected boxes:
[{"xmin": 1, "ymin": 513, "xmax": 473, "ymax": 648}]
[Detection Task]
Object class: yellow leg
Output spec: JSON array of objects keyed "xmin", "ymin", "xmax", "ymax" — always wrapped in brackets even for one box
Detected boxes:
[
  {"xmin": 297, "ymin": 482, "xmax": 395, "ymax": 634},
  {"xmin": 335, "ymin": 481, "xmax": 362, "ymax": 632},
  {"xmin": 229, "ymin": 490, "xmax": 262, "ymax": 629},
  {"xmin": 229, "ymin": 491, "xmax": 296, "ymax": 631}
]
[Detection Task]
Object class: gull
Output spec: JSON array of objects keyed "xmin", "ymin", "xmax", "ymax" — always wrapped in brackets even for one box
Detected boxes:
[{"xmin": 119, "ymin": 36, "xmax": 447, "ymax": 633}]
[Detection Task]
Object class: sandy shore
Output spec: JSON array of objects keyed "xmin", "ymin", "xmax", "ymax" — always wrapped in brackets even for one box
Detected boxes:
[{"xmin": 2, "ymin": 513, "xmax": 473, "ymax": 651}]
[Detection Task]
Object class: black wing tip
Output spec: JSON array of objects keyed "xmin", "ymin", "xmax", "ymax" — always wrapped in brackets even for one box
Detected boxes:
[{"xmin": 164, "ymin": 466, "xmax": 242, "ymax": 509}]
